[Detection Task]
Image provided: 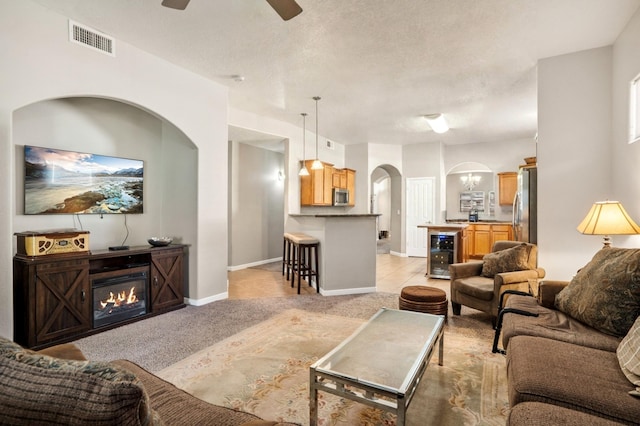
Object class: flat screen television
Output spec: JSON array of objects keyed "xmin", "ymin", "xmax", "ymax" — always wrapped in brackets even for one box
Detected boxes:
[{"xmin": 24, "ymin": 145, "xmax": 144, "ymax": 214}]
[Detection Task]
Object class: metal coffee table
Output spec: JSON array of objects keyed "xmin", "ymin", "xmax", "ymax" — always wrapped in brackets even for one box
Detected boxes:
[{"xmin": 309, "ymin": 308, "xmax": 445, "ymax": 425}]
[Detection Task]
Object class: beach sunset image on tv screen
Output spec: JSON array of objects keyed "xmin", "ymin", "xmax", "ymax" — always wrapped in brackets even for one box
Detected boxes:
[{"xmin": 24, "ymin": 145, "xmax": 144, "ymax": 215}]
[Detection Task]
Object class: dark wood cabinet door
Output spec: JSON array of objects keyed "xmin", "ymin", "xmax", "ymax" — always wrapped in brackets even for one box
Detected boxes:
[
  {"xmin": 34, "ymin": 259, "xmax": 91, "ymax": 345},
  {"xmin": 150, "ymin": 248, "xmax": 184, "ymax": 312}
]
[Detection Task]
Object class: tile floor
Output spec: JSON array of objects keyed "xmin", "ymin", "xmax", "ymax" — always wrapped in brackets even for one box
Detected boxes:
[{"xmin": 228, "ymin": 253, "xmax": 452, "ymax": 299}]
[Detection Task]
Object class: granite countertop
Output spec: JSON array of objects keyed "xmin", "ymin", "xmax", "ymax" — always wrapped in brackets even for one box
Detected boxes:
[
  {"xmin": 289, "ymin": 214, "xmax": 380, "ymax": 217},
  {"xmin": 418, "ymin": 221, "xmax": 512, "ymax": 228}
]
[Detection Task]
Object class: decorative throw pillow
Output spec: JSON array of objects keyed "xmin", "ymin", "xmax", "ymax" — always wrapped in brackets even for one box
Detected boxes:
[
  {"xmin": 617, "ymin": 316, "xmax": 640, "ymax": 397},
  {"xmin": 555, "ymin": 247, "xmax": 640, "ymax": 337},
  {"xmin": 0, "ymin": 337, "xmax": 162, "ymax": 425},
  {"xmin": 481, "ymin": 243, "xmax": 532, "ymax": 278}
]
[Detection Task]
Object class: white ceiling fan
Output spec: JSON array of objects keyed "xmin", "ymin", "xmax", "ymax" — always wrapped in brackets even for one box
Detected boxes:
[{"xmin": 161, "ymin": 0, "xmax": 303, "ymax": 21}]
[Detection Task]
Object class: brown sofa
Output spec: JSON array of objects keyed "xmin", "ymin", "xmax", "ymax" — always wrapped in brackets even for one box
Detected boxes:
[
  {"xmin": 499, "ymin": 280, "xmax": 639, "ymax": 425},
  {"xmin": 0, "ymin": 339, "xmax": 298, "ymax": 426}
]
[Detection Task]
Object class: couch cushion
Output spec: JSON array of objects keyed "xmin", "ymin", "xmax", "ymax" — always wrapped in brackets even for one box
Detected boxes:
[
  {"xmin": 454, "ymin": 276, "xmax": 495, "ymax": 301},
  {"xmin": 506, "ymin": 335, "xmax": 639, "ymax": 424},
  {"xmin": 112, "ymin": 360, "xmax": 296, "ymax": 426},
  {"xmin": 507, "ymin": 402, "xmax": 625, "ymax": 426},
  {"xmin": 481, "ymin": 243, "xmax": 532, "ymax": 278},
  {"xmin": 617, "ymin": 316, "xmax": 640, "ymax": 397},
  {"xmin": 0, "ymin": 337, "xmax": 161, "ymax": 425},
  {"xmin": 555, "ymin": 247, "xmax": 640, "ymax": 337},
  {"xmin": 502, "ymin": 295, "xmax": 621, "ymax": 352}
]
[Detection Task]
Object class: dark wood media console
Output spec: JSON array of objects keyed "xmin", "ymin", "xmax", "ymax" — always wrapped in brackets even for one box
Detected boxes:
[{"xmin": 13, "ymin": 244, "xmax": 187, "ymax": 349}]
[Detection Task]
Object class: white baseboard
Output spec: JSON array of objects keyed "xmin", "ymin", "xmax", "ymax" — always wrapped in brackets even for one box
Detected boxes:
[
  {"xmin": 227, "ymin": 257, "xmax": 282, "ymax": 271},
  {"xmin": 184, "ymin": 291, "xmax": 228, "ymax": 306},
  {"xmin": 390, "ymin": 250, "xmax": 407, "ymax": 257},
  {"xmin": 320, "ymin": 286, "xmax": 376, "ymax": 296}
]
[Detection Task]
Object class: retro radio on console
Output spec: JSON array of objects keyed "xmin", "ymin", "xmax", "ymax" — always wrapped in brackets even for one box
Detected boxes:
[{"xmin": 15, "ymin": 229, "xmax": 90, "ymax": 257}]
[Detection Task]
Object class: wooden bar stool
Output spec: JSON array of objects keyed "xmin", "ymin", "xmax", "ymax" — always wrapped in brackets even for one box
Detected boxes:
[
  {"xmin": 282, "ymin": 233, "xmax": 295, "ymax": 280},
  {"xmin": 286, "ymin": 233, "xmax": 320, "ymax": 294}
]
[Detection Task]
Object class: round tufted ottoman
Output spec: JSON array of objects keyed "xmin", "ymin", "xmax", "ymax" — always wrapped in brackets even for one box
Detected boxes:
[{"xmin": 399, "ymin": 285, "xmax": 448, "ymax": 322}]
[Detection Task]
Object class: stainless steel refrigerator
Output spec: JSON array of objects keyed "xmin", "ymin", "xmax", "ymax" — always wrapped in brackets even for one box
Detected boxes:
[{"xmin": 512, "ymin": 166, "xmax": 537, "ymax": 243}]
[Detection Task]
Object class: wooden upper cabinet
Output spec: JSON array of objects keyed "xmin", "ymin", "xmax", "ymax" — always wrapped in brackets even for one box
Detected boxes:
[
  {"xmin": 332, "ymin": 169, "xmax": 347, "ymax": 189},
  {"xmin": 498, "ymin": 172, "xmax": 518, "ymax": 206},
  {"xmin": 301, "ymin": 161, "xmax": 356, "ymax": 206},
  {"xmin": 301, "ymin": 160, "xmax": 334, "ymax": 206},
  {"xmin": 346, "ymin": 169, "xmax": 355, "ymax": 206}
]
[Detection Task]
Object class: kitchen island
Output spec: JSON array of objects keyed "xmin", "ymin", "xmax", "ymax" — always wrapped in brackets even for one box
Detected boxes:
[{"xmin": 287, "ymin": 214, "xmax": 379, "ymax": 295}]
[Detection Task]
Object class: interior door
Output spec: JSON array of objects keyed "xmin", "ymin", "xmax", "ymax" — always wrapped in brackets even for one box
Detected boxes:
[{"xmin": 406, "ymin": 177, "xmax": 436, "ymax": 257}]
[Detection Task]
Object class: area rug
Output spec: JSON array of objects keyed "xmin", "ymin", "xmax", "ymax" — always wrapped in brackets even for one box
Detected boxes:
[{"xmin": 158, "ymin": 309, "xmax": 508, "ymax": 426}]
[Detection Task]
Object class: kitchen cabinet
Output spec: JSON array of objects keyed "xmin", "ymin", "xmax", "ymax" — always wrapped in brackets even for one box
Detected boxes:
[
  {"xmin": 498, "ymin": 172, "xmax": 518, "ymax": 206},
  {"xmin": 301, "ymin": 161, "xmax": 356, "ymax": 206},
  {"xmin": 332, "ymin": 169, "xmax": 346, "ymax": 189},
  {"xmin": 346, "ymin": 169, "xmax": 356, "ymax": 206},
  {"xmin": 466, "ymin": 223, "xmax": 513, "ymax": 259},
  {"xmin": 300, "ymin": 160, "xmax": 334, "ymax": 206}
]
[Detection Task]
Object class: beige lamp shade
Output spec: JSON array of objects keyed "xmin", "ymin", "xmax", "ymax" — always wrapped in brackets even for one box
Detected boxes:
[{"xmin": 577, "ymin": 201, "xmax": 640, "ymax": 247}]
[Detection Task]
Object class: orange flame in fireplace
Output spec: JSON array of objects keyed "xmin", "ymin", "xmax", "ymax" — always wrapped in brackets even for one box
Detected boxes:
[{"xmin": 99, "ymin": 287, "xmax": 138, "ymax": 310}]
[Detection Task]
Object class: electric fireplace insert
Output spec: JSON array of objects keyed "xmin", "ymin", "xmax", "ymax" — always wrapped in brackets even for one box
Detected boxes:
[{"xmin": 92, "ymin": 269, "xmax": 148, "ymax": 329}]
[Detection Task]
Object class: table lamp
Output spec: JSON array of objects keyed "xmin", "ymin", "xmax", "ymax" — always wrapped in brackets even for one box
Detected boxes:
[{"xmin": 577, "ymin": 201, "xmax": 640, "ymax": 247}]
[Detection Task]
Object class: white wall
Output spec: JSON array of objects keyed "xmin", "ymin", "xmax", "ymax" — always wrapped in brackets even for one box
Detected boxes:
[
  {"xmin": 537, "ymin": 46, "xmax": 613, "ymax": 279},
  {"xmin": 612, "ymin": 7, "xmax": 640, "ymax": 248},
  {"xmin": 0, "ymin": 1, "xmax": 228, "ymax": 338},
  {"xmin": 228, "ymin": 142, "xmax": 285, "ymax": 267}
]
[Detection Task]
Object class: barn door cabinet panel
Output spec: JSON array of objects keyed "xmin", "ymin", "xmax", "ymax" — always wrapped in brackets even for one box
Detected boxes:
[
  {"xmin": 150, "ymin": 247, "xmax": 185, "ymax": 312},
  {"xmin": 13, "ymin": 257, "xmax": 91, "ymax": 348}
]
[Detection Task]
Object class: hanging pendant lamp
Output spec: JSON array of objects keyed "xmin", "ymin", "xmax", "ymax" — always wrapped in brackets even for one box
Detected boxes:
[
  {"xmin": 298, "ymin": 112, "xmax": 309, "ymax": 176},
  {"xmin": 311, "ymin": 96, "xmax": 323, "ymax": 170}
]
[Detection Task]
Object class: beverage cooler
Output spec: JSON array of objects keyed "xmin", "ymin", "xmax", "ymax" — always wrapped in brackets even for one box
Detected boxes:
[{"xmin": 428, "ymin": 231, "xmax": 458, "ymax": 279}]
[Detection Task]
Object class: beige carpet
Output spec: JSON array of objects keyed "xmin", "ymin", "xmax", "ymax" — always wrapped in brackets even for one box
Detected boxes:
[{"xmin": 158, "ymin": 309, "xmax": 508, "ymax": 425}]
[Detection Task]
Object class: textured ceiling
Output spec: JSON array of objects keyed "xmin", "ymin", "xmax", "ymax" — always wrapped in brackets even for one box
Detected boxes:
[{"xmin": 30, "ymin": 0, "xmax": 640, "ymax": 145}]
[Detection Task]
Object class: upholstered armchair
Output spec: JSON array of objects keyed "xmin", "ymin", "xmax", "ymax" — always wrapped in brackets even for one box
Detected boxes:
[{"xmin": 449, "ymin": 241, "xmax": 545, "ymax": 322}]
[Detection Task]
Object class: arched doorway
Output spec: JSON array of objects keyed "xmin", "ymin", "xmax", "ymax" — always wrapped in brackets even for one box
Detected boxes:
[{"xmin": 371, "ymin": 164, "xmax": 402, "ymax": 255}]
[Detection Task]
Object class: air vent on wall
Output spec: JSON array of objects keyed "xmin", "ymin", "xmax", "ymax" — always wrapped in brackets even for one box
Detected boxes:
[{"xmin": 69, "ymin": 20, "xmax": 115, "ymax": 57}]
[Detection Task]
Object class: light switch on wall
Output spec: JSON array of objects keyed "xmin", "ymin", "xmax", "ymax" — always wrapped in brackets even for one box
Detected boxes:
[{"xmin": 397, "ymin": 209, "xmax": 401, "ymax": 215}]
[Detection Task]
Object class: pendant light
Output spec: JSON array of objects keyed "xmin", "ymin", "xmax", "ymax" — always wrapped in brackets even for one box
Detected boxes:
[
  {"xmin": 311, "ymin": 96, "xmax": 323, "ymax": 170},
  {"xmin": 298, "ymin": 113, "xmax": 309, "ymax": 176}
]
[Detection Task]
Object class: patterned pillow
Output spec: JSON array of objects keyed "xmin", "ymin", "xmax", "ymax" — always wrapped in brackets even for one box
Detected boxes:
[
  {"xmin": 0, "ymin": 337, "xmax": 162, "ymax": 425},
  {"xmin": 481, "ymin": 243, "xmax": 532, "ymax": 278},
  {"xmin": 617, "ymin": 316, "xmax": 640, "ymax": 397},
  {"xmin": 555, "ymin": 247, "xmax": 640, "ymax": 337}
]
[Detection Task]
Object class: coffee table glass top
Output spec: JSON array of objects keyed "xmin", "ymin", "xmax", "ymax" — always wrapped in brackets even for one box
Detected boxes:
[{"xmin": 313, "ymin": 308, "xmax": 444, "ymax": 394}]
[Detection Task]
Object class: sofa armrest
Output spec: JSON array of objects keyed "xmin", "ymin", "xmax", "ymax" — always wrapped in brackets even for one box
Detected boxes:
[
  {"xmin": 494, "ymin": 269, "xmax": 539, "ymax": 287},
  {"xmin": 36, "ymin": 343, "xmax": 87, "ymax": 361},
  {"xmin": 449, "ymin": 261, "xmax": 483, "ymax": 280},
  {"xmin": 537, "ymin": 280, "xmax": 570, "ymax": 309}
]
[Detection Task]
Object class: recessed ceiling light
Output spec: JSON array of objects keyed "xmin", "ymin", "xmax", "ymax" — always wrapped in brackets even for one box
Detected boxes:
[{"xmin": 424, "ymin": 113, "xmax": 449, "ymax": 133}]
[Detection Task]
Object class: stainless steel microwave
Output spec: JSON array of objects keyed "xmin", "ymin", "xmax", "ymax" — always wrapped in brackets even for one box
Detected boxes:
[{"xmin": 333, "ymin": 188, "xmax": 349, "ymax": 206}]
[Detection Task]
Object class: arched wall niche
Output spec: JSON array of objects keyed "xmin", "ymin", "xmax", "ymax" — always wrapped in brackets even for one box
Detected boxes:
[
  {"xmin": 12, "ymin": 95, "xmax": 198, "ymax": 291},
  {"xmin": 445, "ymin": 161, "xmax": 497, "ymax": 221}
]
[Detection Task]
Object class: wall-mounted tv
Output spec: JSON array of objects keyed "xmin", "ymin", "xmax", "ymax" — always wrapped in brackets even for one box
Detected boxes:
[{"xmin": 24, "ymin": 145, "xmax": 144, "ymax": 214}]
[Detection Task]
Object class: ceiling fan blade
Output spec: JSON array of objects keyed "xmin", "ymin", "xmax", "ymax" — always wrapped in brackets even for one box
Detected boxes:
[
  {"xmin": 266, "ymin": 0, "xmax": 303, "ymax": 21},
  {"xmin": 161, "ymin": 0, "xmax": 190, "ymax": 10}
]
